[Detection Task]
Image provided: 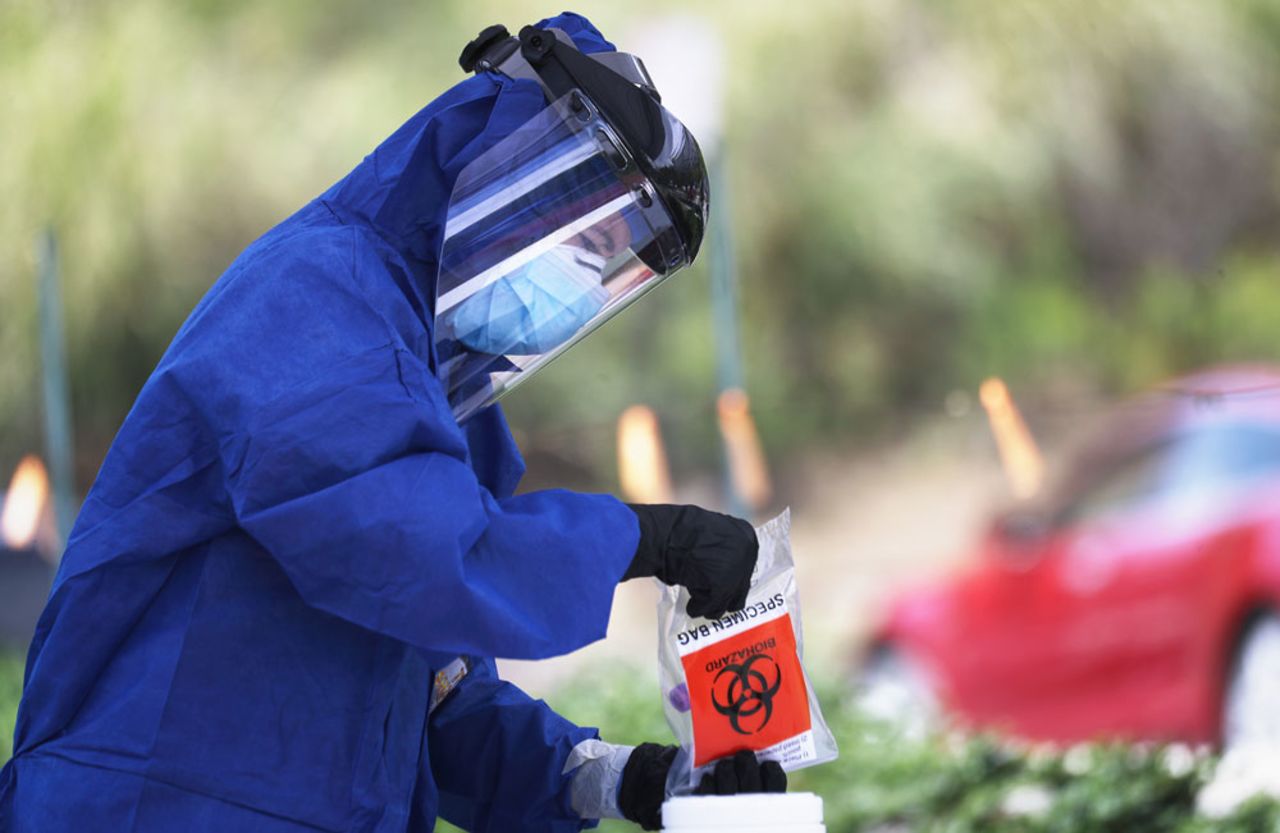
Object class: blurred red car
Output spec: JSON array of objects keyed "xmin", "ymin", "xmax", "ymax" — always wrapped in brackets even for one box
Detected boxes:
[{"xmin": 861, "ymin": 366, "xmax": 1280, "ymax": 748}]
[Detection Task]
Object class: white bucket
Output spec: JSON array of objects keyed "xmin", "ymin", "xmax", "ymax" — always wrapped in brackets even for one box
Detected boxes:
[{"xmin": 661, "ymin": 793, "xmax": 825, "ymax": 833}]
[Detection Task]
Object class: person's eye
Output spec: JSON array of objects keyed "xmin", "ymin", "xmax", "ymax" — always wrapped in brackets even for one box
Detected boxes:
[{"xmin": 601, "ymin": 226, "xmax": 622, "ymax": 256}]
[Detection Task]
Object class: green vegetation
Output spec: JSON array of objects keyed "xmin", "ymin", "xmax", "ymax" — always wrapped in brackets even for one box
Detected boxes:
[
  {"xmin": 4, "ymin": 656, "xmax": 1278, "ymax": 831},
  {"xmin": 6, "ymin": 1, "xmax": 1280, "ymax": 487},
  {"xmin": 547, "ymin": 665, "xmax": 1280, "ymax": 833},
  {"xmin": 0, "ymin": 653, "xmax": 21, "ymax": 763}
]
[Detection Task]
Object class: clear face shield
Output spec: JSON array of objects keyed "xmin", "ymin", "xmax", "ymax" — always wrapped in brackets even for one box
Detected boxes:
[{"xmin": 439, "ymin": 24, "xmax": 709, "ymax": 422}]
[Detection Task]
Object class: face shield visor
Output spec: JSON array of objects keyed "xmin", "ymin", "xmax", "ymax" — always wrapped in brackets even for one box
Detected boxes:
[{"xmin": 438, "ymin": 24, "xmax": 709, "ymax": 422}]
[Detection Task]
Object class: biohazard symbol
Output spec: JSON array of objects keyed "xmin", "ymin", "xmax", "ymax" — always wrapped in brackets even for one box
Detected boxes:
[{"xmin": 710, "ymin": 653, "xmax": 782, "ymax": 735}]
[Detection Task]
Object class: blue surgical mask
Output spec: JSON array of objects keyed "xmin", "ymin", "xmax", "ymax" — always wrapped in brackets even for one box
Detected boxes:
[{"xmin": 448, "ymin": 245, "xmax": 611, "ymax": 356}]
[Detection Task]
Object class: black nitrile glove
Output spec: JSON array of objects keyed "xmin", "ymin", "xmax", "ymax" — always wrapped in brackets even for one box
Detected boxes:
[
  {"xmin": 695, "ymin": 749, "xmax": 787, "ymax": 795},
  {"xmin": 618, "ymin": 745, "xmax": 788, "ymax": 830},
  {"xmin": 617, "ymin": 743, "xmax": 678, "ymax": 831},
  {"xmin": 623, "ymin": 504, "xmax": 758, "ymax": 619}
]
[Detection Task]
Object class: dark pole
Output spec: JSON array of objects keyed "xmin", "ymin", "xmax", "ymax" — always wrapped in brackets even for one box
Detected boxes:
[
  {"xmin": 37, "ymin": 229, "xmax": 76, "ymax": 558},
  {"xmin": 708, "ymin": 149, "xmax": 751, "ymax": 519}
]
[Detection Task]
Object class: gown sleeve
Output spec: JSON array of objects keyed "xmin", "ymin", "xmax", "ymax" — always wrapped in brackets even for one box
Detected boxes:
[
  {"xmin": 426, "ymin": 659, "xmax": 598, "ymax": 833},
  {"xmin": 219, "ymin": 229, "xmax": 639, "ymax": 660}
]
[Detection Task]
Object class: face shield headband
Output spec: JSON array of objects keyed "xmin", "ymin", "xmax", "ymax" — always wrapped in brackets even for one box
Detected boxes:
[{"xmin": 435, "ymin": 23, "xmax": 711, "ymax": 423}]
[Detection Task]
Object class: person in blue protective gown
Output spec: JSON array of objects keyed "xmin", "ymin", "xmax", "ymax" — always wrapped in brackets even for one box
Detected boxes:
[{"xmin": 0, "ymin": 12, "xmax": 785, "ymax": 833}]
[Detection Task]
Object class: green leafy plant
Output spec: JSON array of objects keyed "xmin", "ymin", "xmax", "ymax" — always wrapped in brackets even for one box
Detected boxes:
[{"xmin": 544, "ymin": 668, "xmax": 1280, "ymax": 833}]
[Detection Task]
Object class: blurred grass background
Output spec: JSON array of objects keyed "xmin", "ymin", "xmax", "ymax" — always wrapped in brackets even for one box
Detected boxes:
[
  {"xmin": 0, "ymin": 655, "xmax": 21, "ymax": 763},
  {"xmin": 7, "ymin": 0, "xmax": 1280, "ymax": 491}
]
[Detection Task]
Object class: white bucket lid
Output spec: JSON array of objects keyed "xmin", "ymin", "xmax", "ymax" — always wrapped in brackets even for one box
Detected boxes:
[{"xmin": 662, "ymin": 793, "xmax": 824, "ymax": 828}]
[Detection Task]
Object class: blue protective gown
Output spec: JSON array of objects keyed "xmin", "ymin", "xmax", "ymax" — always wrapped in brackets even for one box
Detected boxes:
[{"xmin": 0, "ymin": 13, "xmax": 639, "ymax": 833}]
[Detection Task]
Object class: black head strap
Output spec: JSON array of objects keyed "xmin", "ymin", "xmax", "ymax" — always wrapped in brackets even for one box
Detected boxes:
[{"xmin": 514, "ymin": 26, "xmax": 666, "ymax": 159}]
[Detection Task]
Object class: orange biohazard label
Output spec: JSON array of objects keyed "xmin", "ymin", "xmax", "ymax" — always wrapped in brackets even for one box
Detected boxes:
[{"xmin": 680, "ymin": 613, "xmax": 811, "ymax": 766}]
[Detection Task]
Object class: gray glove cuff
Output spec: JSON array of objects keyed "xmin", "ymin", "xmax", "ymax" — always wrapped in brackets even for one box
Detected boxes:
[{"xmin": 563, "ymin": 739, "xmax": 635, "ymax": 820}]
